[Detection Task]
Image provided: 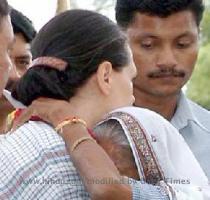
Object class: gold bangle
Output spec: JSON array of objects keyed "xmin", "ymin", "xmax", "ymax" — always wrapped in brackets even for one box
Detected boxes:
[
  {"xmin": 55, "ymin": 117, "xmax": 87, "ymax": 133},
  {"xmin": 55, "ymin": 120, "xmax": 71, "ymax": 132},
  {"xmin": 71, "ymin": 118, "xmax": 87, "ymax": 127},
  {"xmin": 71, "ymin": 136, "xmax": 96, "ymax": 152}
]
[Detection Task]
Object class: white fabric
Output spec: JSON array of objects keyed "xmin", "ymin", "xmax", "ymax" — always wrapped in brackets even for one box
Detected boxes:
[
  {"xmin": 2, "ymin": 89, "xmax": 26, "ymax": 109},
  {"xmin": 110, "ymin": 106, "xmax": 210, "ymax": 200}
]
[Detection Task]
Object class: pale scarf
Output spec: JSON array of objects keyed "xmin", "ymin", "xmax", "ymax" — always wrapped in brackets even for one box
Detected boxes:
[{"xmin": 104, "ymin": 106, "xmax": 210, "ymax": 200}]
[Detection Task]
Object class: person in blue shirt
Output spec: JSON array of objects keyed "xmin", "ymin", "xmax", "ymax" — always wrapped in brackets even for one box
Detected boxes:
[{"xmin": 115, "ymin": 0, "xmax": 210, "ymax": 179}]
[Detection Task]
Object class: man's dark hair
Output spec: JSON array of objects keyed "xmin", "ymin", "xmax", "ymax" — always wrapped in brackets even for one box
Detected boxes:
[
  {"xmin": 12, "ymin": 9, "xmax": 130, "ymax": 106},
  {"xmin": 115, "ymin": 0, "xmax": 204, "ymax": 28},
  {"xmin": 10, "ymin": 8, "xmax": 36, "ymax": 43},
  {"xmin": 0, "ymin": 0, "xmax": 10, "ymax": 23}
]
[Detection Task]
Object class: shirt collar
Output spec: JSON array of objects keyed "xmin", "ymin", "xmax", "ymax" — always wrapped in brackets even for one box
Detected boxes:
[{"xmin": 171, "ymin": 92, "xmax": 209, "ymax": 132}]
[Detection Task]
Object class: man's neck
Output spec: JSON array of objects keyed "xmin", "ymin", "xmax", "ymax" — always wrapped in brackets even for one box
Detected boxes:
[{"xmin": 134, "ymin": 92, "xmax": 179, "ymax": 121}]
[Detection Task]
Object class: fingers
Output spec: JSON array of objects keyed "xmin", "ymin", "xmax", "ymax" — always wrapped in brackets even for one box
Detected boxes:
[
  {"xmin": 12, "ymin": 105, "xmax": 35, "ymax": 131},
  {"xmin": 12, "ymin": 98, "xmax": 71, "ymax": 132}
]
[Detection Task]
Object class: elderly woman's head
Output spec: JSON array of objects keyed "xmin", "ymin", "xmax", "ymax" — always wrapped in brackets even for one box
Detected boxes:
[
  {"xmin": 12, "ymin": 10, "xmax": 136, "ymax": 113},
  {"xmin": 94, "ymin": 119, "xmax": 139, "ymax": 180}
]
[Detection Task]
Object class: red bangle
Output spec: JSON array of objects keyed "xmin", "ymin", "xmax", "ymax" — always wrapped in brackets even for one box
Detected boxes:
[{"xmin": 87, "ymin": 128, "xmax": 96, "ymax": 139}]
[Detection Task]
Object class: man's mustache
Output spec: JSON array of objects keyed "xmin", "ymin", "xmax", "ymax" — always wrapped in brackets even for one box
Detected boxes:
[{"xmin": 148, "ymin": 68, "xmax": 186, "ymax": 78}]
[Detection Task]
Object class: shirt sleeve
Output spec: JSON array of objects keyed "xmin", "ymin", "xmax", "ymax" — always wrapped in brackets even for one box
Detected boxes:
[{"xmin": 130, "ymin": 179, "xmax": 169, "ymax": 200}]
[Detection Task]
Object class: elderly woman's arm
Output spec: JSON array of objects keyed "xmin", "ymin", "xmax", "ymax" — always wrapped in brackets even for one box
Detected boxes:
[
  {"xmin": 61, "ymin": 124, "xmax": 132, "ymax": 200},
  {"xmin": 13, "ymin": 98, "xmax": 169, "ymax": 200},
  {"xmin": 59, "ymin": 124, "xmax": 169, "ymax": 200}
]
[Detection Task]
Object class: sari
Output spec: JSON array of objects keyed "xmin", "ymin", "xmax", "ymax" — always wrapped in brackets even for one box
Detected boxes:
[{"xmin": 103, "ymin": 106, "xmax": 210, "ymax": 199}]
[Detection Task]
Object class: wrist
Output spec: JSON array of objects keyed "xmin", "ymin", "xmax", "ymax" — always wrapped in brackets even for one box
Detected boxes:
[
  {"xmin": 50, "ymin": 112, "xmax": 70, "ymax": 127},
  {"xmin": 60, "ymin": 123, "xmax": 89, "ymax": 141}
]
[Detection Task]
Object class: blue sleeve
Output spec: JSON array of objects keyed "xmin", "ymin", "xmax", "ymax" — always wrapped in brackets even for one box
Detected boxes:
[{"xmin": 130, "ymin": 179, "xmax": 169, "ymax": 200}]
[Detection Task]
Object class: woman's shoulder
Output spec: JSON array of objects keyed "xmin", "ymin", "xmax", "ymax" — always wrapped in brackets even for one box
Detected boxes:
[
  {"xmin": 114, "ymin": 106, "xmax": 167, "ymax": 122},
  {"xmin": 112, "ymin": 106, "xmax": 178, "ymax": 136}
]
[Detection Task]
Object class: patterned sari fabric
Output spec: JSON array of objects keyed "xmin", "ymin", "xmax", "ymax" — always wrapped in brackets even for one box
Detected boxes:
[
  {"xmin": 103, "ymin": 107, "xmax": 210, "ymax": 200},
  {"xmin": 107, "ymin": 111, "xmax": 164, "ymax": 185}
]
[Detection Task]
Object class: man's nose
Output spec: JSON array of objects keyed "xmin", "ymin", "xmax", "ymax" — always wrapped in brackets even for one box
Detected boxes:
[
  {"xmin": 9, "ymin": 62, "xmax": 20, "ymax": 80},
  {"xmin": 156, "ymin": 47, "xmax": 178, "ymax": 69}
]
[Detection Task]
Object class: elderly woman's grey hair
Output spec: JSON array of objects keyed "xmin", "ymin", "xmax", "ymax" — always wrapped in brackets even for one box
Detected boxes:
[{"xmin": 93, "ymin": 119, "xmax": 139, "ymax": 180}]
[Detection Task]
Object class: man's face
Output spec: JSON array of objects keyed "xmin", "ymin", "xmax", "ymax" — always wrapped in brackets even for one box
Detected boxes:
[
  {"xmin": 0, "ymin": 16, "xmax": 14, "ymax": 96},
  {"xmin": 126, "ymin": 11, "xmax": 199, "ymax": 100},
  {"xmin": 6, "ymin": 33, "xmax": 32, "ymax": 91}
]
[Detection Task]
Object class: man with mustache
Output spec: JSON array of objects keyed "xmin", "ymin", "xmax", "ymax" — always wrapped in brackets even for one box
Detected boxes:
[
  {"xmin": 0, "ymin": 0, "xmax": 14, "ymax": 111},
  {"xmin": 115, "ymin": 0, "xmax": 210, "ymax": 180},
  {"xmin": 0, "ymin": 8, "xmax": 36, "ymax": 133},
  {"xmin": 7, "ymin": 8, "xmax": 36, "ymax": 90}
]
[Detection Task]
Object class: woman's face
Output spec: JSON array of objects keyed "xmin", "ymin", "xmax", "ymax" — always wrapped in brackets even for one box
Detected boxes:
[{"xmin": 110, "ymin": 47, "xmax": 137, "ymax": 108}]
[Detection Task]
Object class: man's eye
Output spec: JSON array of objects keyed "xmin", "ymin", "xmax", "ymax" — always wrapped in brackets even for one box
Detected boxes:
[
  {"xmin": 16, "ymin": 60, "xmax": 30, "ymax": 68},
  {"xmin": 140, "ymin": 41, "xmax": 154, "ymax": 49},
  {"xmin": 176, "ymin": 39, "xmax": 192, "ymax": 48},
  {"xmin": 177, "ymin": 42, "xmax": 190, "ymax": 48},
  {"xmin": 141, "ymin": 43, "xmax": 153, "ymax": 49}
]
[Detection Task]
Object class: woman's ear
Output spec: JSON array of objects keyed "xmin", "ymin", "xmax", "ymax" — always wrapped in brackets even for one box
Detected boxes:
[{"xmin": 96, "ymin": 61, "xmax": 113, "ymax": 95}]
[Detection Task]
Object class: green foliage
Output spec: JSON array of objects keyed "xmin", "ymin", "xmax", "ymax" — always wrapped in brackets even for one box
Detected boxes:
[
  {"xmin": 200, "ymin": 5, "xmax": 210, "ymax": 45},
  {"xmin": 186, "ymin": 3, "xmax": 210, "ymax": 109},
  {"xmin": 187, "ymin": 44, "xmax": 210, "ymax": 109}
]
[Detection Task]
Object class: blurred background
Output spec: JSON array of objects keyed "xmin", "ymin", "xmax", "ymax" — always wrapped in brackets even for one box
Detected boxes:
[{"xmin": 8, "ymin": 0, "xmax": 210, "ymax": 109}]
